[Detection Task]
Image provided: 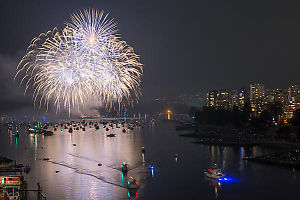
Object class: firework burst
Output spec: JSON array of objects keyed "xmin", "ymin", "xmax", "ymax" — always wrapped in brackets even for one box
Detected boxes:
[{"xmin": 16, "ymin": 9, "xmax": 143, "ymax": 114}]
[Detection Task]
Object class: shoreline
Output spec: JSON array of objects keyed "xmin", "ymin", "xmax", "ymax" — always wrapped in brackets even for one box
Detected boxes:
[
  {"xmin": 178, "ymin": 131, "xmax": 300, "ymax": 169},
  {"xmin": 243, "ymin": 150, "xmax": 300, "ymax": 169},
  {"xmin": 179, "ymin": 133, "xmax": 300, "ymax": 149}
]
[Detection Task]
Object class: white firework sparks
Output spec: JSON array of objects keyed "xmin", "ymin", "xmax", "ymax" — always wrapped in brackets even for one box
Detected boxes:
[{"xmin": 16, "ymin": 9, "xmax": 143, "ymax": 114}]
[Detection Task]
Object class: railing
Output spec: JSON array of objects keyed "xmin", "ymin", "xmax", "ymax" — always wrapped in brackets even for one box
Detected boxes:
[{"xmin": 20, "ymin": 183, "xmax": 46, "ymax": 200}]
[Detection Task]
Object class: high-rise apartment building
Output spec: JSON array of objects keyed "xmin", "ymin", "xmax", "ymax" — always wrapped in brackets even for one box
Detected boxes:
[{"xmin": 250, "ymin": 84, "xmax": 265, "ymax": 116}]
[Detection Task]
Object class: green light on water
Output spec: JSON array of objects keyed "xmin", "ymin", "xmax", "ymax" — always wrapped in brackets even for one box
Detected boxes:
[{"xmin": 15, "ymin": 137, "xmax": 18, "ymax": 148}]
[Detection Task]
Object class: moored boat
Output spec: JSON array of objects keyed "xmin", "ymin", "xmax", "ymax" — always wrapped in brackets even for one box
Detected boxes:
[
  {"xmin": 121, "ymin": 163, "xmax": 128, "ymax": 173},
  {"xmin": 0, "ymin": 175, "xmax": 27, "ymax": 200},
  {"xmin": 127, "ymin": 177, "xmax": 138, "ymax": 190},
  {"xmin": 43, "ymin": 131, "xmax": 53, "ymax": 136},
  {"xmin": 0, "ymin": 157, "xmax": 13, "ymax": 168}
]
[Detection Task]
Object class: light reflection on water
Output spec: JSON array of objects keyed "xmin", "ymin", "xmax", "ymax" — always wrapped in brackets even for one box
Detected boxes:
[{"xmin": 1, "ymin": 122, "xmax": 300, "ymax": 199}]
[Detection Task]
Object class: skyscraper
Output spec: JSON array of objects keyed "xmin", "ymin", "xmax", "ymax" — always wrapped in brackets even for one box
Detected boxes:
[{"xmin": 250, "ymin": 84, "xmax": 265, "ymax": 116}]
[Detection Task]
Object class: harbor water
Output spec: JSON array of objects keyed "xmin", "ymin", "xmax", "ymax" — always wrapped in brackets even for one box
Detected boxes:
[{"xmin": 1, "ymin": 121, "xmax": 300, "ymax": 200}]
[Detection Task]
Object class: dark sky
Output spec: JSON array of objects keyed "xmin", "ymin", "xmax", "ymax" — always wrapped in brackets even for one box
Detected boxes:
[{"xmin": 1, "ymin": 0, "xmax": 300, "ymax": 115}]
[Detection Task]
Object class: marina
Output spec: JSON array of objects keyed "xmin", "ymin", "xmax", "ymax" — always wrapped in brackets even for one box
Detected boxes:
[{"xmin": 1, "ymin": 120, "xmax": 300, "ymax": 199}]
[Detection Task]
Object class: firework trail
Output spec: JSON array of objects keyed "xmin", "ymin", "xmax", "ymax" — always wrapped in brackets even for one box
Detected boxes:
[{"xmin": 16, "ymin": 9, "xmax": 143, "ymax": 114}]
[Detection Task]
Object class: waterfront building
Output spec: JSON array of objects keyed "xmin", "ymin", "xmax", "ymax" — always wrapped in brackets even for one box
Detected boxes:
[
  {"xmin": 250, "ymin": 84, "xmax": 265, "ymax": 116},
  {"xmin": 274, "ymin": 89, "xmax": 287, "ymax": 105},
  {"xmin": 284, "ymin": 86, "xmax": 300, "ymax": 119},
  {"xmin": 207, "ymin": 90, "xmax": 218, "ymax": 108},
  {"xmin": 217, "ymin": 90, "xmax": 230, "ymax": 110},
  {"xmin": 205, "ymin": 84, "xmax": 299, "ymax": 123},
  {"xmin": 288, "ymin": 85, "xmax": 299, "ymax": 99},
  {"xmin": 238, "ymin": 88, "xmax": 247, "ymax": 111},
  {"xmin": 206, "ymin": 90, "xmax": 230, "ymax": 110},
  {"xmin": 264, "ymin": 89, "xmax": 275, "ymax": 104},
  {"xmin": 230, "ymin": 90, "xmax": 239, "ymax": 109}
]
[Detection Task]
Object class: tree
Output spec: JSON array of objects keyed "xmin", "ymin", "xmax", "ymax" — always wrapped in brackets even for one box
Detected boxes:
[
  {"xmin": 296, "ymin": 130, "xmax": 300, "ymax": 141},
  {"xmin": 241, "ymin": 100, "xmax": 251, "ymax": 123},
  {"xmin": 259, "ymin": 110, "xmax": 272, "ymax": 124},
  {"xmin": 266, "ymin": 101, "xmax": 283, "ymax": 122},
  {"xmin": 188, "ymin": 106, "xmax": 200, "ymax": 118},
  {"xmin": 291, "ymin": 109, "xmax": 300, "ymax": 126}
]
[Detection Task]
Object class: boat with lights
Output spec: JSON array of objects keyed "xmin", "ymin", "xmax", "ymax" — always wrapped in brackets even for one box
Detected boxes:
[
  {"xmin": 121, "ymin": 163, "xmax": 128, "ymax": 173},
  {"xmin": 126, "ymin": 177, "xmax": 138, "ymax": 190},
  {"xmin": 0, "ymin": 175, "xmax": 27, "ymax": 199},
  {"xmin": 204, "ymin": 169, "xmax": 225, "ymax": 179}
]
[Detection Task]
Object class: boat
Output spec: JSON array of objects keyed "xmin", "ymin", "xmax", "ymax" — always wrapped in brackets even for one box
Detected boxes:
[
  {"xmin": 68, "ymin": 128, "xmax": 73, "ymax": 133},
  {"xmin": 0, "ymin": 157, "xmax": 13, "ymax": 168},
  {"xmin": 121, "ymin": 163, "xmax": 128, "ymax": 173},
  {"xmin": 204, "ymin": 169, "xmax": 225, "ymax": 179},
  {"xmin": 27, "ymin": 128, "xmax": 37, "ymax": 134},
  {"xmin": 127, "ymin": 177, "xmax": 138, "ymax": 190},
  {"xmin": 107, "ymin": 134, "xmax": 116, "ymax": 137},
  {"xmin": 38, "ymin": 129, "xmax": 47, "ymax": 134},
  {"xmin": 8, "ymin": 125, "xmax": 13, "ymax": 130},
  {"xmin": 43, "ymin": 131, "xmax": 53, "ymax": 136},
  {"xmin": 0, "ymin": 175, "xmax": 27, "ymax": 199},
  {"xmin": 14, "ymin": 131, "xmax": 19, "ymax": 137}
]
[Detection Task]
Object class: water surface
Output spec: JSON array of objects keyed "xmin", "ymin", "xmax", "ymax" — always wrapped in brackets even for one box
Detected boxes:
[{"xmin": 1, "ymin": 121, "xmax": 299, "ymax": 200}]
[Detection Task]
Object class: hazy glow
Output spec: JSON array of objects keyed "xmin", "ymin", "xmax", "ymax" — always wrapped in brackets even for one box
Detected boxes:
[{"xmin": 16, "ymin": 9, "xmax": 143, "ymax": 114}]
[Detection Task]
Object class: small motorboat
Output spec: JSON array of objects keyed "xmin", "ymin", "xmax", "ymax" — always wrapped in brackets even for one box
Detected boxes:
[
  {"xmin": 43, "ymin": 131, "xmax": 53, "ymax": 136},
  {"xmin": 204, "ymin": 169, "xmax": 225, "ymax": 179},
  {"xmin": 127, "ymin": 177, "xmax": 138, "ymax": 190},
  {"xmin": 121, "ymin": 163, "xmax": 128, "ymax": 173},
  {"xmin": 107, "ymin": 133, "xmax": 116, "ymax": 137},
  {"xmin": 27, "ymin": 128, "xmax": 37, "ymax": 134},
  {"xmin": 15, "ymin": 131, "xmax": 20, "ymax": 137}
]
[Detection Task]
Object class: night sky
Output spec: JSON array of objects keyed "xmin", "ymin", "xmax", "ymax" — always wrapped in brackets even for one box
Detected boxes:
[{"xmin": 1, "ymin": 0, "xmax": 300, "ymax": 115}]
